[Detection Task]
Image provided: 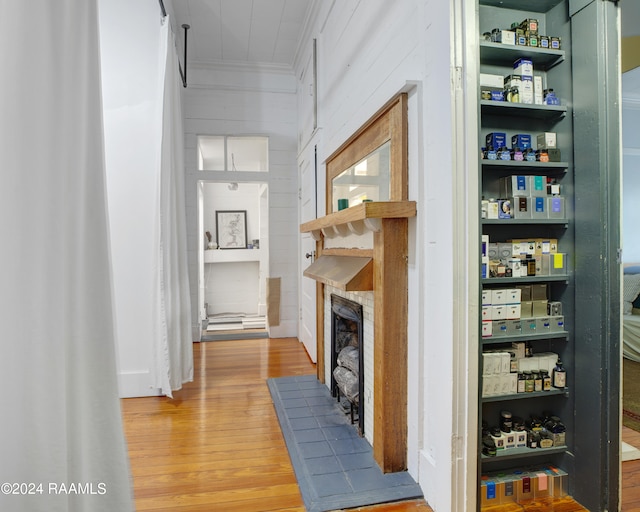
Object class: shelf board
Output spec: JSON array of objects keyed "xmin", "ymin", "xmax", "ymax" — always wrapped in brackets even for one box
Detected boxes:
[
  {"xmin": 480, "ymin": 41, "xmax": 565, "ymax": 70},
  {"xmin": 481, "ymin": 160, "xmax": 568, "ymax": 172},
  {"xmin": 299, "ymin": 201, "xmax": 416, "ymax": 235},
  {"xmin": 483, "ymin": 388, "xmax": 567, "ymax": 403},
  {"xmin": 482, "ymin": 445, "xmax": 568, "ymax": 463},
  {"xmin": 204, "ymin": 248, "xmax": 261, "ymax": 263},
  {"xmin": 482, "ymin": 219, "xmax": 568, "ymax": 226},
  {"xmin": 482, "ymin": 275, "xmax": 568, "ymax": 285},
  {"xmin": 482, "ymin": 331, "xmax": 568, "ymax": 345},
  {"xmin": 479, "ymin": 0, "xmax": 564, "ymax": 13},
  {"xmin": 481, "ymin": 100, "xmax": 567, "ymax": 120}
]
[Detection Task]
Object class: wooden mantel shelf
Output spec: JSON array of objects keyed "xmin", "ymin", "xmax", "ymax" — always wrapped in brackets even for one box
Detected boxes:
[{"xmin": 300, "ymin": 201, "xmax": 417, "ymax": 240}]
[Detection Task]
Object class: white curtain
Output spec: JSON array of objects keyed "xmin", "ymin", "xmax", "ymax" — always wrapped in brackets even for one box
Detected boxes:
[
  {"xmin": 154, "ymin": 18, "xmax": 194, "ymax": 397},
  {"xmin": 0, "ymin": 1, "xmax": 133, "ymax": 511}
]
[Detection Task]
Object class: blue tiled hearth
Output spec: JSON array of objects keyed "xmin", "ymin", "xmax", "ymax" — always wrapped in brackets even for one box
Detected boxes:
[{"xmin": 267, "ymin": 375, "xmax": 423, "ymax": 512}]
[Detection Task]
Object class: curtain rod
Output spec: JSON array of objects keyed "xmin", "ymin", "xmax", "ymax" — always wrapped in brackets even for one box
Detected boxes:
[{"xmin": 158, "ymin": 0, "xmax": 190, "ymax": 88}]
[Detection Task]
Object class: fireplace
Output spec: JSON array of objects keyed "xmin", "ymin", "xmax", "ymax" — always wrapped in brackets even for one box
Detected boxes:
[{"xmin": 331, "ymin": 294, "xmax": 365, "ymax": 435}]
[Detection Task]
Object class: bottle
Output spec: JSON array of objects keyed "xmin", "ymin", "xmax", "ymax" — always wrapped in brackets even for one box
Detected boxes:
[
  {"xmin": 517, "ymin": 372, "xmax": 526, "ymax": 393},
  {"xmin": 533, "ymin": 371, "xmax": 543, "ymax": 392},
  {"xmin": 553, "ymin": 359, "xmax": 567, "ymax": 389}
]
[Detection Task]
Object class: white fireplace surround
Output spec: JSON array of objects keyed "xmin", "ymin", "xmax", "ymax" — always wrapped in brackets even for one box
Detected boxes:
[{"xmin": 324, "ymin": 286, "xmax": 375, "ymax": 445}]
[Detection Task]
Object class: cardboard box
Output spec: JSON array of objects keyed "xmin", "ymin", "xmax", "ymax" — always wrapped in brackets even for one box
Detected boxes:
[
  {"xmin": 531, "ymin": 283, "xmax": 547, "ymax": 299},
  {"xmin": 512, "ymin": 197, "xmax": 531, "ymax": 219},
  {"xmin": 491, "ymin": 289, "xmax": 506, "ymax": 305},
  {"xmin": 480, "ymin": 73, "xmax": 505, "ymax": 89},
  {"xmin": 498, "ymin": 199, "xmax": 512, "ymax": 219},
  {"xmin": 511, "ymin": 133, "xmax": 532, "ymax": 149},
  {"xmin": 492, "ymin": 305, "xmax": 506, "ymax": 320},
  {"xmin": 530, "ymin": 175, "xmax": 547, "ymax": 196},
  {"xmin": 534, "ymin": 75, "xmax": 544, "ymax": 105},
  {"xmin": 482, "ymin": 289, "xmax": 491, "ymax": 305},
  {"xmin": 548, "ymin": 196, "xmax": 565, "ymax": 219},
  {"xmin": 535, "ymin": 316, "xmax": 551, "ymax": 332},
  {"xmin": 521, "ymin": 318, "xmax": 537, "ymax": 335},
  {"xmin": 506, "ymin": 304, "xmax": 521, "ymax": 320},
  {"xmin": 501, "ymin": 175, "xmax": 529, "ymax": 196},
  {"xmin": 493, "ymin": 320, "xmax": 508, "ymax": 337},
  {"xmin": 482, "ymin": 320, "xmax": 493, "ymax": 337},
  {"xmin": 533, "ymin": 300, "xmax": 549, "ymax": 316},
  {"xmin": 486, "ymin": 132, "xmax": 507, "ymax": 149},
  {"xmin": 517, "ymin": 284, "xmax": 532, "ymax": 301},
  {"xmin": 520, "ymin": 301, "xmax": 533, "ymax": 318},
  {"xmin": 531, "ymin": 196, "xmax": 547, "ymax": 219},
  {"xmin": 549, "ymin": 315, "xmax": 565, "ymax": 332},
  {"xmin": 506, "ymin": 320, "xmax": 522, "ymax": 336},
  {"xmin": 505, "ymin": 288, "xmax": 521, "ymax": 303},
  {"xmin": 487, "ymin": 200, "xmax": 499, "ymax": 219},
  {"xmin": 537, "ymin": 132, "xmax": 557, "ymax": 149},
  {"xmin": 514, "ymin": 57, "xmax": 533, "ymax": 77},
  {"xmin": 520, "ymin": 76, "xmax": 534, "ymax": 104},
  {"xmin": 493, "ymin": 29, "xmax": 515, "ymax": 45}
]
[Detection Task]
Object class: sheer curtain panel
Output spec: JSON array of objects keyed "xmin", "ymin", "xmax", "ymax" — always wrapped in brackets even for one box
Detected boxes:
[
  {"xmin": 154, "ymin": 18, "xmax": 194, "ymax": 396},
  {"xmin": 0, "ymin": 1, "xmax": 134, "ymax": 511}
]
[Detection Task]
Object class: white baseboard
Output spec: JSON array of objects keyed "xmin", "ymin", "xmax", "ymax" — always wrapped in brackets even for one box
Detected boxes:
[{"xmin": 117, "ymin": 371, "xmax": 162, "ymax": 398}]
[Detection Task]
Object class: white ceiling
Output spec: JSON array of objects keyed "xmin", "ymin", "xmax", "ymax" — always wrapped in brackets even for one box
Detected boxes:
[{"xmin": 168, "ymin": 0, "xmax": 313, "ymax": 69}]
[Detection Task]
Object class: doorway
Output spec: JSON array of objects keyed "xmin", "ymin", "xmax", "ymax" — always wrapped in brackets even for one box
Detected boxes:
[{"xmin": 198, "ymin": 181, "xmax": 269, "ymax": 341}]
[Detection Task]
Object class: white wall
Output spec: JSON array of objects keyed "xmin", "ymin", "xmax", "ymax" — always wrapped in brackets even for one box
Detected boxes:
[
  {"xmin": 295, "ymin": 1, "xmax": 476, "ymax": 510},
  {"xmin": 622, "ymin": 90, "xmax": 640, "ymax": 262},
  {"xmin": 183, "ymin": 64, "xmax": 299, "ymax": 338},
  {"xmin": 99, "ymin": 0, "xmax": 164, "ymax": 397}
]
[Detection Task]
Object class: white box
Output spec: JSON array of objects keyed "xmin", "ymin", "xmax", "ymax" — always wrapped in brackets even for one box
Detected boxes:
[
  {"xmin": 505, "ymin": 288, "xmax": 522, "ymax": 303},
  {"xmin": 480, "ymin": 73, "xmax": 505, "ymax": 89},
  {"xmin": 501, "ymin": 352, "xmax": 511, "ymax": 374},
  {"xmin": 500, "ymin": 374, "xmax": 511, "ymax": 395},
  {"xmin": 492, "ymin": 305, "xmax": 506, "ymax": 320},
  {"xmin": 487, "ymin": 200, "xmax": 499, "ymax": 219},
  {"xmin": 520, "ymin": 76, "xmax": 534, "ymax": 104},
  {"xmin": 482, "ymin": 289, "xmax": 491, "ymax": 305},
  {"xmin": 482, "ymin": 375, "xmax": 493, "ymax": 397},
  {"xmin": 492, "ymin": 289, "xmax": 507, "ymax": 305},
  {"xmin": 506, "ymin": 304, "xmax": 521, "ymax": 320},
  {"xmin": 482, "ymin": 305, "xmax": 492, "ymax": 320},
  {"xmin": 482, "ymin": 320, "xmax": 493, "ymax": 337},
  {"xmin": 534, "ymin": 75, "xmax": 544, "ymax": 105},
  {"xmin": 537, "ymin": 132, "xmax": 557, "ymax": 149},
  {"xmin": 494, "ymin": 29, "xmax": 515, "ymax": 45},
  {"xmin": 514, "ymin": 57, "xmax": 533, "ymax": 77}
]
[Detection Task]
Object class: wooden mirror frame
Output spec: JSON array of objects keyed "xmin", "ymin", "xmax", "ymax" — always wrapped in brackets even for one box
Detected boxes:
[{"xmin": 326, "ymin": 93, "xmax": 408, "ymax": 213}]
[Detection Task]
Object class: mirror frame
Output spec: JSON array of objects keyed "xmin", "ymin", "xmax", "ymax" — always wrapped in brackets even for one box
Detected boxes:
[{"xmin": 325, "ymin": 93, "xmax": 408, "ymax": 214}]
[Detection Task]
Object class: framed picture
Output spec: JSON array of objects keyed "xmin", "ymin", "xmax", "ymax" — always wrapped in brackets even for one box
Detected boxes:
[{"xmin": 216, "ymin": 210, "xmax": 247, "ymax": 249}]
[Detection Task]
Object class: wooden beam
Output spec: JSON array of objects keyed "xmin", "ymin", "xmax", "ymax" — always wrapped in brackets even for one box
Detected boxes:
[{"xmin": 373, "ymin": 218, "xmax": 408, "ymax": 472}]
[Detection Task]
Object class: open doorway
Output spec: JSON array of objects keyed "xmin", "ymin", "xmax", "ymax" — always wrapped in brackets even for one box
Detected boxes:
[{"xmin": 198, "ymin": 181, "xmax": 269, "ymax": 341}]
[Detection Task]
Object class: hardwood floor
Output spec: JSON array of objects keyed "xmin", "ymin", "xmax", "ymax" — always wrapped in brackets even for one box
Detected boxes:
[{"xmin": 121, "ymin": 339, "xmax": 640, "ymax": 511}]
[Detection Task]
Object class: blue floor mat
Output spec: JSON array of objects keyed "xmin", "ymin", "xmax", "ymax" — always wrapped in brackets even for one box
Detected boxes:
[{"xmin": 267, "ymin": 375, "xmax": 423, "ymax": 512}]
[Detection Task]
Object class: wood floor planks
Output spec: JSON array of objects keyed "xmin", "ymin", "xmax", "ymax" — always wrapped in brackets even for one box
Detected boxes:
[{"xmin": 121, "ymin": 339, "xmax": 640, "ymax": 512}]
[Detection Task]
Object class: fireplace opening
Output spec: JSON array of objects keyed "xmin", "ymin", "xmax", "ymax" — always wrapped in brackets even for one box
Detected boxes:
[{"xmin": 331, "ymin": 294, "xmax": 364, "ymax": 436}]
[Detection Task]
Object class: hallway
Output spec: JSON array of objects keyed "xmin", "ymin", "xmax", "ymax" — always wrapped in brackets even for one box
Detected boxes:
[{"xmin": 121, "ymin": 339, "xmax": 639, "ymax": 511}]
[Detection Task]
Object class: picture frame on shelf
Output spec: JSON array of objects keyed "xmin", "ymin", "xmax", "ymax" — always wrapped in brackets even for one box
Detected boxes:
[{"xmin": 216, "ymin": 210, "xmax": 247, "ymax": 249}]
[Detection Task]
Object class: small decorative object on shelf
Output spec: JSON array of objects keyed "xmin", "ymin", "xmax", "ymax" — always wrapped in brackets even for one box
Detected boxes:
[{"xmin": 205, "ymin": 231, "xmax": 217, "ymax": 250}]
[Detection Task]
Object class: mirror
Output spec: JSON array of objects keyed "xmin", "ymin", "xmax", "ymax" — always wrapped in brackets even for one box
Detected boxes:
[{"xmin": 331, "ymin": 141, "xmax": 390, "ymax": 212}]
